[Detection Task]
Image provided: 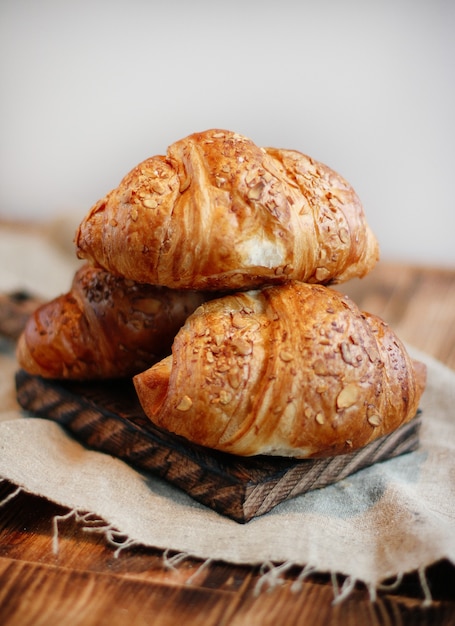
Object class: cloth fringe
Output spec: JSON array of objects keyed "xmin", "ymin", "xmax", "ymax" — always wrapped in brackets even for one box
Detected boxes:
[
  {"xmin": 52, "ymin": 508, "xmax": 141, "ymax": 557},
  {"xmin": 0, "ymin": 484, "xmax": 436, "ymax": 606}
]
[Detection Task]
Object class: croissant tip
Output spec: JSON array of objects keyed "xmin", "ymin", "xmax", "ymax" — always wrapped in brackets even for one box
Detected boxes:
[
  {"xmin": 134, "ymin": 355, "xmax": 172, "ymax": 417},
  {"xmin": 15, "ymin": 332, "xmax": 39, "ymax": 376}
]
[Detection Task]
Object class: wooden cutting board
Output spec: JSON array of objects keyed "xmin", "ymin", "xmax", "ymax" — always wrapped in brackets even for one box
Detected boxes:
[{"xmin": 15, "ymin": 369, "xmax": 421, "ymax": 523}]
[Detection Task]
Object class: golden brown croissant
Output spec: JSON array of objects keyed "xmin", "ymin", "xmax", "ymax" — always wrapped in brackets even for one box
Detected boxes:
[
  {"xmin": 133, "ymin": 281, "xmax": 426, "ymax": 458},
  {"xmin": 75, "ymin": 129, "xmax": 379, "ymax": 291},
  {"xmin": 16, "ymin": 264, "xmax": 209, "ymax": 380}
]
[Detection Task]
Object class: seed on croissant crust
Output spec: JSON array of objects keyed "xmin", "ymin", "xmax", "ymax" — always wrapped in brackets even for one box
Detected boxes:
[
  {"xmin": 151, "ymin": 180, "xmax": 167, "ymax": 194},
  {"xmin": 216, "ymin": 362, "xmax": 230, "ymax": 373},
  {"xmin": 143, "ymin": 198, "xmax": 159, "ymax": 209},
  {"xmin": 245, "ymin": 170, "xmax": 258, "ymax": 186},
  {"xmin": 340, "ymin": 341, "xmax": 355, "ymax": 365},
  {"xmin": 206, "ymin": 350, "xmax": 215, "ymax": 363},
  {"xmin": 247, "ymin": 182, "xmax": 264, "ymax": 200},
  {"xmin": 232, "ymin": 338, "xmax": 252, "ymax": 356},
  {"xmin": 313, "ymin": 359, "xmax": 327, "ymax": 375},
  {"xmin": 232, "ymin": 313, "xmax": 249, "ymax": 329},
  {"xmin": 368, "ymin": 414, "xmax": 382, "ymax": 427},
  {"xmin": 176, "ymin": 395, "xmax": 193, "ymax": 411},
  {"xmin": 219, "ymin": 390, "xmax": 232, "ymax": 405},
  {"xmin": 228, "ymin": 369, "xmax": 241, "ymax": 389},
  {"xmin": 336, "ymin": 383, "xmax": 360, "ymax": 409},
  {"xmin": 315, "ymin": 267, "xmax": 331, "ymax": 281}
]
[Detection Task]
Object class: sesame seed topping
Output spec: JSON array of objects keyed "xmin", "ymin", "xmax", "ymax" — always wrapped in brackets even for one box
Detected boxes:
[
  {"xmin": 247, "ymin": 183, "xmax": 264, "ymax": 201},
  {"xmin": 232, "ymin": 313, "xmax": 249, "ymax": 329},
  {"xmin": 151, "ymin": 181, "xmax": 167, "ymax": 195},
  {"xmin": 245, "ymin": 170, "xmax": 258, "ymax": 185},
  {"xmin": 216, "ymin": 362, "xmax": 230, "ymax": 373},
  {"xmin": 232, "ymin": 338, "xmax": 252, "ymax": 356},
  {"xmin": 279, "ymin": 350, "xmax": 294, "ymax": 362},
  {"xmin": 336, "ymin": 383, "xmax": 360, "ymax": 409},
  {"xmin": 368, "ymin": 414, "xmax": 381, "ymax": 427},
  {"xmin": 219, "ymin": 390, "xmax": 232, "ymax": 405},
  {"xmin": 176, "ymin": 395, "xmax": 193, "ymax": 411},
  {"xmin": 143, "ymin": 196, "xmax": 158, "ymax": 209},
  {"xmin": 206, "ymin": 350, "xmax": 215, "ymax": 364},
  {"xmin": 228, "ymin": 369, "xmax": 241, "ymax": 389},
  {"xmin": 315, "ymin": 267, "xmax": 331, "ymax": 281},
  {"xmin": 313, "ymin": 359, "xmax": 327, "ymax": 375},
  {"xmin": 340, "ymin": 341, "xmax": 355, "ymax": 365}
]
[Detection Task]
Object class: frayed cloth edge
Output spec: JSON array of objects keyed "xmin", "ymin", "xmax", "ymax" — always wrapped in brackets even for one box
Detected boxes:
[
  {"xmin": 0, "ymin": 480, "xmax": 442, "ymax": 606},
  {"xmin": 48, "ymin": 504, "xmax": 440, "ymax": 606}
]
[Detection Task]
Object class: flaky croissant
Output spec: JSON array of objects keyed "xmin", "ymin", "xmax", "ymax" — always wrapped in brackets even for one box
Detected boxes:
[
  {"xmin": 76, "ymin": 129, "xmax": 379, "ymax": 291},
  {"xmin": 16, "ymin": 264, "xmax": 208, "ymax": 380},
  {"xmin": 133, "ymin": 281, "xmax": 426, "ymax": 459}
]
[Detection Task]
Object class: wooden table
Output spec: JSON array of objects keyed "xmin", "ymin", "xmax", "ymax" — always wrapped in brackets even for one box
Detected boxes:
[{"xmin": 1, "ymin": 261, "xmax": 455, "ymax": 626}]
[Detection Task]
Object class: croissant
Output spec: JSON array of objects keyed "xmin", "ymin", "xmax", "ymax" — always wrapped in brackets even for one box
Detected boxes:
[
  {"xmin": 133, "ymin": 281, "xmax": 426, "ymax": 459},
  {"xmin": 16, "ymin": 264, "xmax": 208, "ymax": 380},
  {"xmin": 75, "ymin": 129, "xmax": 379, "ymax": 291}
]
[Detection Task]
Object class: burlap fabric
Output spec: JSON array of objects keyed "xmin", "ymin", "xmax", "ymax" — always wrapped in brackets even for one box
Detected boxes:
[{"xmin": 1, "ymin": 226, "xmax": 454, "ymax": 597}]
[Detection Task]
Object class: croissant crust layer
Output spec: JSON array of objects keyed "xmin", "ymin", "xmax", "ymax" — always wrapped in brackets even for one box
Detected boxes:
[
  {"xmin": 16, "ymin": 264, "xmax": 208, "ymax": 380},
  {"xmin": 76, "ymin": 129, "xmax": 379, "ymax": 290},
  {"xmin": 134, "ymin": 281, "xmax": 426, "ymax": 459}
]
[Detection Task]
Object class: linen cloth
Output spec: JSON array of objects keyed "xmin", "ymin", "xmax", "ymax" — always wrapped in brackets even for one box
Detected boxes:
[{"xmin": 0, "ymin": 225, "xmax": 454, "ymax": 592}]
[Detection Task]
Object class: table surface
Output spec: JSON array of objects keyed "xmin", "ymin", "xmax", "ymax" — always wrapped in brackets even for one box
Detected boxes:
[{"xmin": 1, "ymin": 258, "xmax": 455, "ymax": 626}]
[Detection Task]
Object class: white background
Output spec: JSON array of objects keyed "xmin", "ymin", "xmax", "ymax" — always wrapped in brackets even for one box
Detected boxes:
[{"xmin": 1, "ymin": 0, "xmax": 454, "ymax": 266}]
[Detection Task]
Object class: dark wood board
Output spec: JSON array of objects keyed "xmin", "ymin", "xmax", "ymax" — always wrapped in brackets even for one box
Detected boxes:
[{"xmin": 15, "ymin": 369, "xmax": 421, "ymax": 523}]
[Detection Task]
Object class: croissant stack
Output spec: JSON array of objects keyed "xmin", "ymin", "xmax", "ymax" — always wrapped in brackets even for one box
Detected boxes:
[{"xmin": 16, "ymin": 128, "xmax": 426, "ymax": 460}]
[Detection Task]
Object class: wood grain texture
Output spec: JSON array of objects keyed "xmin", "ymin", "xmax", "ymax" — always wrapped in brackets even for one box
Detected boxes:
[
  {"xmin": 1, "ymin": 258, "xmax": 455, "ymax": 625},
  {"xmin": 15, "ymin": 369, "xmax": 421, "ymax": 522},
  {"xmin": 1, "ymin": 483, "xmax": 454, "ymax": 626}
]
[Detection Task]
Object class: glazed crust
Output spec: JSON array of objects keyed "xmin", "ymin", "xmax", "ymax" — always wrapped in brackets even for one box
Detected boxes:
[
  {"xmin": 75, "ymin": 129, "xmax": 379, "ymax": 290},
  {"xmin": 133, "ymin": 281, "xmax": 426, "ymax": 458},
  {"xmin": 16, "ymin": 264, "xmax": 208, "ymax": 380}
]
